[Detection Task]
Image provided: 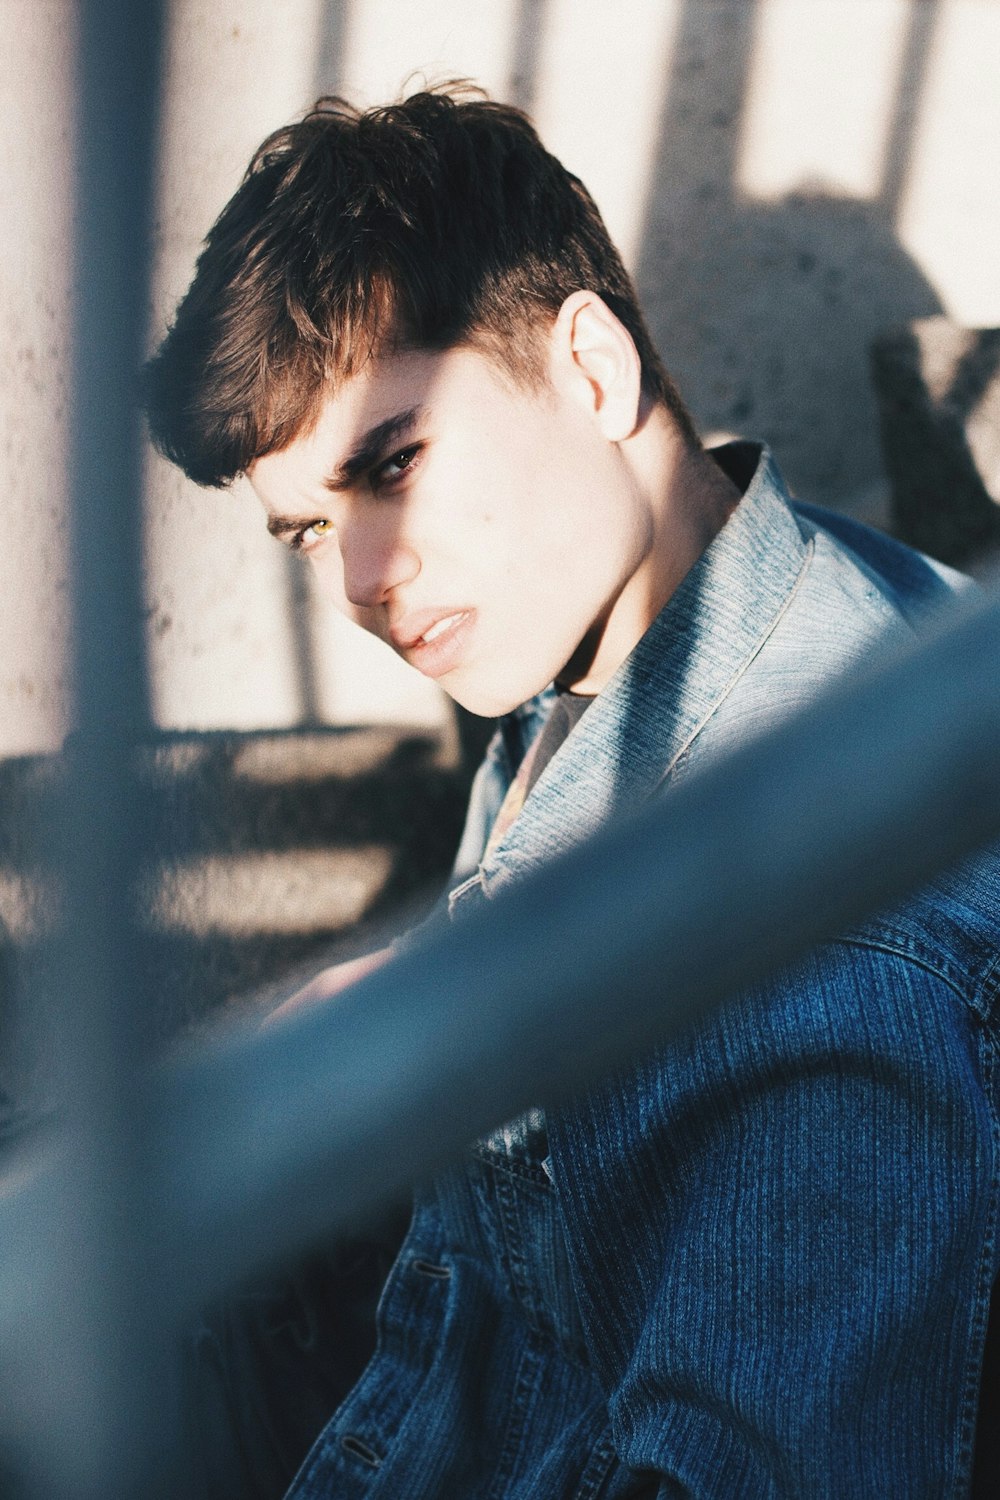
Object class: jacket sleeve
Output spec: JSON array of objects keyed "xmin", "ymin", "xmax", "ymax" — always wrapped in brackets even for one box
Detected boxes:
[{"xmin": 547, "ymin": 940, "xmax": 999, "ymax": 1498}]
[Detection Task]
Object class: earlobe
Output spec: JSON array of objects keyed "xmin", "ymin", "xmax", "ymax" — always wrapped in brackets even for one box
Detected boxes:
[{"xmin": 552, "ymin": 290, "xmax": 643, "ymax": 443}]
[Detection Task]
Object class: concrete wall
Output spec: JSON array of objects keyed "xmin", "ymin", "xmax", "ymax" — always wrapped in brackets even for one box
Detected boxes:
[{"xmin": 2, "ymin": 0, "xmax": 999, "ymax": 754}]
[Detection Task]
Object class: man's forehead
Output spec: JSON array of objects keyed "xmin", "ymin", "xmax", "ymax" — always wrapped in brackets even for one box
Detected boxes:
[
  {"xmin": 249, "ymin": 342, "xmax": 530, "ymax": 509},
  {"xmin": 249, "ymin": 349, "xmax": 440, "ymax": 504},
  {"xmin": 313, "ymin": 339, "xmax": 522, "ymax": 434},
  {"xmin": 301, "ymin": 347, "xmax": 448, "ymax": 456}
]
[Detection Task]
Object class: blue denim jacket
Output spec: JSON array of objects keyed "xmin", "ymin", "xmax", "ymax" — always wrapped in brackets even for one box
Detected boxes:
[{"xmin": 287, "ymin": 444, "xmax": 1000, "ymax": 1498}]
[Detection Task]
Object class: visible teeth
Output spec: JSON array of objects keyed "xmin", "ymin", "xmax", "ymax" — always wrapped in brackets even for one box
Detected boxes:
[{"xmin": 422, "ymin": 613, "xmax": 462, "ymax": 644}]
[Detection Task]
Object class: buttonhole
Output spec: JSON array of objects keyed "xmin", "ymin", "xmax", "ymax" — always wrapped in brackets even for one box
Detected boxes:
[
  {"xmin": 341, "ymin": 1434, "xmax": 382, "ymax": 1468},
  {"xmin": 412, "ymin": 1258, "xmax": 452, "ymax": 1279}
]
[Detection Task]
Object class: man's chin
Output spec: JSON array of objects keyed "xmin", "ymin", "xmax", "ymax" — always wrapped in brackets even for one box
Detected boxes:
[
  {"xmin": 446, "ymin": 688, "xmax": 515, "ymax": 719},
  {"xmin": 445, "ymin": 675, "xmax": 547, "ymax": 720}
]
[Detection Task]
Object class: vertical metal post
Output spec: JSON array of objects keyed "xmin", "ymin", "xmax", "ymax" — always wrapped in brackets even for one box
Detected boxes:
[{"xmin": 15, "ymin": 4, "xmax": 173, "ymax": 1496}]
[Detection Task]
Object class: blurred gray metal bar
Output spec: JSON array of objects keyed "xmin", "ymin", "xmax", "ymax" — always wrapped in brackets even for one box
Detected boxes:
[
  {"xmin": 4, "ymin": 583, "xmax": 1000, "ymax": 1355},
  {"xmin": 153, "ymin": 584, "xmax": 1000, "ymax": 1303},
  {"xmin": 7, "ymin": 3, "xmax": 172, "ymax": 1498}
]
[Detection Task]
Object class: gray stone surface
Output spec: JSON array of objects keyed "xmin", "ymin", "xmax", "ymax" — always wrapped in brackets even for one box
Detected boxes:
[{"xmin": 871, "ymin": 317, "xmax": 1000, "ymax": 568}]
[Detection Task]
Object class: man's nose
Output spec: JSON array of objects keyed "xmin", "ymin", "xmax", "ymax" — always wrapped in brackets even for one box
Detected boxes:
[{"xmin": 337, "ymin": 521, "xmax": 421, "ymax": 608}]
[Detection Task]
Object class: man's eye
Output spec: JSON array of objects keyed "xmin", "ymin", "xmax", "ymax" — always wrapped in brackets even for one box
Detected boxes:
[
  {"xmin": 295, "ymin": 518, "xmax": 334, "ymax": 549},
  {"xmin": 373, "ymin": 444, "xmax": 422, "ymax": 487}
]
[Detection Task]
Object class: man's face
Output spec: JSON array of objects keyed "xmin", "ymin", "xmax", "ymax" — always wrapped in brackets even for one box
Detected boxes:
[{"xmin": 248, "ymin": 343, "xmax": 655, "ymax": 717}]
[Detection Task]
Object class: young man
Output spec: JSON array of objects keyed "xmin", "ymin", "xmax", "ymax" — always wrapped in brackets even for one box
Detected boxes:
[{"xmin": 146, "ymin": 88, "xmax": 999, "ymax": 1499}]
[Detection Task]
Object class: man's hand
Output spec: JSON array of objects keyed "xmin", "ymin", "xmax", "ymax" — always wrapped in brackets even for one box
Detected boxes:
[{"xmin": 262, "ymin": 947, "xmax": 394, "ymax": 1028}]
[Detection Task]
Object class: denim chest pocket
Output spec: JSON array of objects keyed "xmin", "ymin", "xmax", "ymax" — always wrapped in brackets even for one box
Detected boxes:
[{"xmin": 468, "ymin": 1131, "xmax": 592, "ymax": 1367}]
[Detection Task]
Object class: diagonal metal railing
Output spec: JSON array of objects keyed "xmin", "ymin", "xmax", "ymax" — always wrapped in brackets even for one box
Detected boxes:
[
  {"xmin": 3, "ymin": 4, "xmax": 1000, "ymax": 1495},
  {"xmin": 3, "ymin": 575, "xmax": 1000, "ymax": 1358}
]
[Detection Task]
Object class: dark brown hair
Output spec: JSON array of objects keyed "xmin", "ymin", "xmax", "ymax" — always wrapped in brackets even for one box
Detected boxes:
[{"xmin": 145, "ymin": 84, "xmax": 697, "ymax": 486}]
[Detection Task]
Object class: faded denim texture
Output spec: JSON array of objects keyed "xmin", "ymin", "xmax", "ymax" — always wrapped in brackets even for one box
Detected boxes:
[{"xmin": 287, "ymin": 445, "xmax": 1000, "ymax": 1498}]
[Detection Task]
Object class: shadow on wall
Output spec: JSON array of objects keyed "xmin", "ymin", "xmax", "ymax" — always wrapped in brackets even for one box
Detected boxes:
[
  {"xmin": 872, "ymin": 321, "xmax": 1000, "ymax": 567},
  {"xmin": 0, "ymin": 725, "xmax": 477, "ymax": 1109},
  {"xmin": 633, "ymin": 0, "xmax": 944, "ymax": 517}
]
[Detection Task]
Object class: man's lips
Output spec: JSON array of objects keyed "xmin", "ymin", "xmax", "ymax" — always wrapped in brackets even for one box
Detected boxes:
[
  {"xmin": 390, "ymin": 608, "xmax": 470, "ymax": 650},
  {"xmin": 389, "ymin": 608, "xmax": 475, "ymax": 677}
]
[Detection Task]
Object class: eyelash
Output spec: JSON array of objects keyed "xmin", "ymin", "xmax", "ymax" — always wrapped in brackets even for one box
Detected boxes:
[
  {"xmin": 289, "ymin": 519, "xmax": 333, "ymax": 552},
  {"xmin": 371, "ymin": 442, "xmax": 422, "ymax": 488}
]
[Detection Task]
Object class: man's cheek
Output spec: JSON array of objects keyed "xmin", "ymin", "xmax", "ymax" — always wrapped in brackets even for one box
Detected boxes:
[
  {"xmin": 350, "ymin": 605, "xmax": 386, "ymax": 638},
  {"xmin": 329, "ymin": 585, "xmax": 386, "ymax": 640},
  {"xmin": 309, "ymin": 548, "xmax": 352, "ymax": 615}
]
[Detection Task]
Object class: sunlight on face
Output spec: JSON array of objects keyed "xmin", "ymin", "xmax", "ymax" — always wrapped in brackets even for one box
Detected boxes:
[{"xmin": 249, "ymin": 344, "xmax": 656, "ymax": 716}]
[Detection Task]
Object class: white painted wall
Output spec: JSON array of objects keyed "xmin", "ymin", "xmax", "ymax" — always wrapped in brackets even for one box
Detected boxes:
[
  {"xmin": 2, "ymin": 0, "xmax": 998, "ymax": 752},
  {"xmin": 0, "ymin": 2, "xmax": 76, "ymax": 756}
]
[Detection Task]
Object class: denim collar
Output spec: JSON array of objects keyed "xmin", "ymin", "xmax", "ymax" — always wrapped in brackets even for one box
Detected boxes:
[{"xmin": 470, "ymin": 442, "xmax": 813, "ymax": 902}]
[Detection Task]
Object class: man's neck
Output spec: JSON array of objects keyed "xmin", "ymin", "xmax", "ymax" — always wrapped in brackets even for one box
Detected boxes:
[{"xmin": 561, "ymin": 409, "xmax": 742, "ymax": 695}]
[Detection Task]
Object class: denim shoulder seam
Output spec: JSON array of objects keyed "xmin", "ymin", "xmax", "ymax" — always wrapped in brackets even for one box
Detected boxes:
[{"xmin": 829, "ymin": 931, "xmax": 998, "ymax": 1020}]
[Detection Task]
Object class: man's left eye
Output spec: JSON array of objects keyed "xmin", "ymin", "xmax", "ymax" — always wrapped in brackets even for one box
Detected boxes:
[{"xmin": 374, "ymin": 445, "xmax": 421, "ymax": 485}]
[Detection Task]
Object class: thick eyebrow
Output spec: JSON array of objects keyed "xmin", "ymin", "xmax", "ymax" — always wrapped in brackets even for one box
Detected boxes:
[
  {"xmin": 322, "ymin": 405, "xmax": 425, "ymax": 492},
  {"xmin": 266, "ymin": 512, "xmax": 313, "ymax": 541}
]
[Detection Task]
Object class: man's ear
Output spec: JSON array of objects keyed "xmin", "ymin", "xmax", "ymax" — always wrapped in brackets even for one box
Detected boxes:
[{"xmin": 549, "ymin": 290, "xmax": 643, "ymax": 442}]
